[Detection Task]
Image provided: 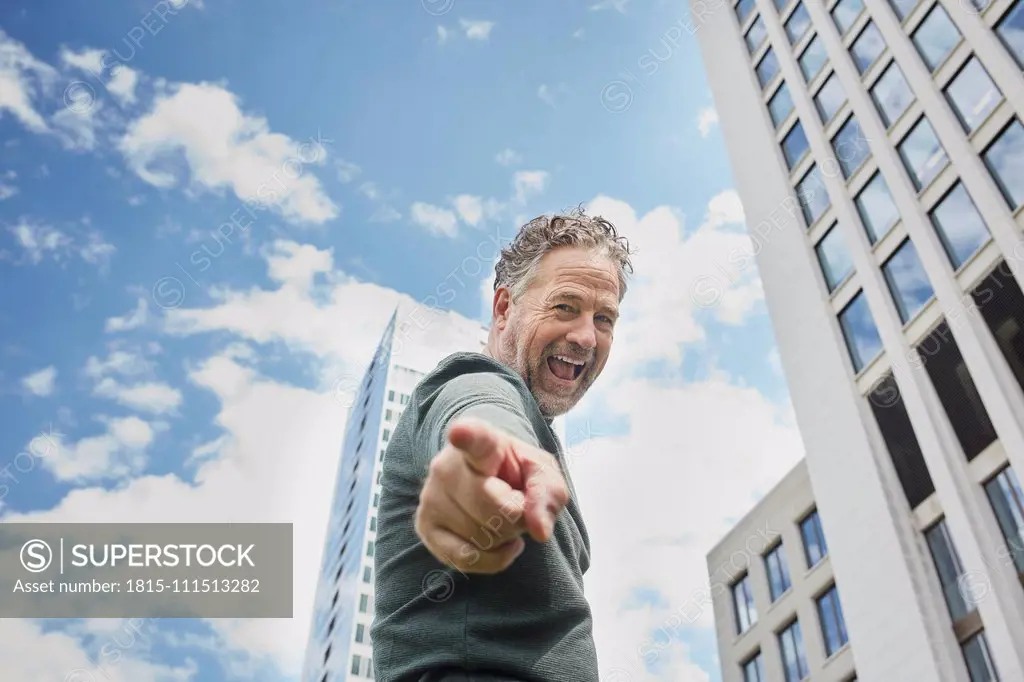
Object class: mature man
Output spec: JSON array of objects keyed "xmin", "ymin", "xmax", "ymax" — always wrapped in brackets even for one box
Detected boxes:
[{"xmin": 372, "ymin": 210, "xmax": 634, "ymax": 682}]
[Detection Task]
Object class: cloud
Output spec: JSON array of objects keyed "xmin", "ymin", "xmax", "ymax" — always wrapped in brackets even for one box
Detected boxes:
[
  {"xmin": 409, "ymin": 201, "xmax": 459, "ymax": 237},
  {"xmin": 370, "ymin": 204, "xmax": 402, "ymax": 223},
  {"xmin": 22, "ymin": 365, "xmax": 57, "ymax": 396},
  {"xmin": 452, "ymin": 194, "xmax": 483, "ymax": 226},
  {"xmin": 93, "ymin": 378, "xmax": 183, "ymax": 414},
  {"xmin": 3, "ymin": 219, "xmax": 115, "ymax": 267},
  {"xmin": 460, "ymin": 19, "xmax": 495, "ymax": 40},
  {"xmin": 35, "ymin": 415, "xmax": 156, "ymax": 481},
  {"xmin": 84, "ymin": 349, "xmax": 152, "ymax": 379},
  {"xmin": 337, "ymin": 159, "xmax": 361, "ymax": 183},
  {"xmin": 0, "ymin": 170, "xmax": 17, "ymax": 200},
  {"xmin": 436, "ymin": 25, "xmax": 450, "ymax": 45},
  {"xmin": 106, "ymin": 297, "xmax": 149, "ymax": 332},
  {"xmin": 572, "ymin": 28, "xmax": 586, "ymax": 39},
  {"xmin": 107, "ymin": 65, "xmax": 140, "ymax": 106},
  {"xmin": 494, "ymin": 148, "xmax": 522, "ymax": 166},
  {"xmin": 0, "ymin": 28, "xmax": 59, "ymax": 133},
  {"xmin": 513, "ymin": 170, "xmax": 549, "ymax": 203},
  {"xmin": 697, "ymin": 106, "xmax": 719, "ymax": 138},
  {"xmin": 118, "ymin": 82, "xmax": 338, "ymax": 224},
  {"xmin": 537, "ymin": 84, "xmax": 556, "ymax": 108},
  {"xmin": 590, "ymin": 0, "xmax": 631, "ymax": 10}
]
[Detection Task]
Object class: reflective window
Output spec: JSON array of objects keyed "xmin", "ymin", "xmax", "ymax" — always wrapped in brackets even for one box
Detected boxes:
[
  {"xmin": 912, "ymin": 5, "xmax": 961, "ymax": 71},
  {"xmin": 779, "ymin": 620, "xmax": 810, "ymax": 682},
  {"xmin": 816, "ymin": 584, "xmax": 849, "ymax": 657},
  {"xmin": 815, "ymin": 74, "xmax": 847, "ymax": 123},
  {"xmin": 883, "ymin": 238, "xmax": 935, "ymax": 323},
  {"xmin": 758, "ymin": 48, "xmax": 781, "ymax": 88},
  {"xmin": 816, "ymin": 223, "xmax": 855, "ymax": 292},
  {"xmin": 765, "ymin": 543, "xmax": 793, "ymax": 601},
  {"xmin": 797, "ymin": 164, "xmax": 831, "ymax": 225},
  {"xmin": 769, "ymin": 83, "xmax": 795, "ymax": 128},
  {"xmin": 972, "ymin": 263, "xmax": 1024, "ymax": 420},
  {"xmin": 985, "ymin": 466, "xmax": 1024, "ymax": 573},
  {"xmin": 799, "ymin": 36, "xmax": 828, "ymax": 82},
  {"xmin": 786, "ymin": 3, "xmax": 812, "ymax": 44},
  {"xmin": 851, "ymin": 22, "xmax": 886, "ymax": 74},
  {"xmin": 832, "ymin": 116, "xmax": 871, "ymax": 178},
  {"xmin": 871, "ymin": 62, "xmax": 914, "ymax": 128},
  {"xmin": 747, "ymin": 16, "xmax": 769, "ymax": 54},
  {"xmin": 839, "ymin": 291, "xmax": 883, "ymax": 372},
  {"xmin": 351, "ymin": 654, "xmax": 362, "ymax": 675},
  {"xmin": 996, "ymin": 0, "xmax": 1024, "ymax": 69},
  {"xmin": 783, "ymin": 121, "xmax": 810, "ymax": 170},
  {"xmin": 925, "ymin": 519, "xmax": 971, "ymax": 621},
  {"xmin": 775, "ymin": 0, "xmax": 791, "ymax": 8},
  {"xmin": 832, "ymin": 0, "xmax": 865, "ymax": 35},
  {"xmin": 869, "ymin": 373, "xmax": 936, "ymax": 509},
  {"xmin": 962, "ymin": 631, "xmax": 999, "ymax": 682},
  {"xmin": 899, "ymin": 117, "xmax": 948, "ymax": 191},
  {"xmin": 945, "ymin": 57, "xmax": 1002, "ymax": 134},
  {"xmin": 856, "ymin": 172, "xmax": 900, "ymax": 243},
  {"xmin": 733, "ymin": 574, "xmax": 758, "ymax": 633},
  {"xmin": 929, "ymin": 183, "xmax": 991, "ymax": 269},
  {"xmin": 982, "ymin": 118, "xmax": 1024, "ymax": 210},
  {"xmin": 801, "ymin": 509, "xmax": 829, "ymax": 566},
  {"xmin": 889, "ymin": 0, "xmax": 921, "ymax": 21},
  {"xmin": 736, "ymin": 0, "xmax": 756, "ymax": 24},
  {"xmin": 743, "ymin": 653, "xmax": 766, "ymax": 682}
]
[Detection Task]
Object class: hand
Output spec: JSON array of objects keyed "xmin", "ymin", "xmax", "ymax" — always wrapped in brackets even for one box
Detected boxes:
[{"xmin": 414, "ymin": 416, "xmax": 570, "ymax": 574}]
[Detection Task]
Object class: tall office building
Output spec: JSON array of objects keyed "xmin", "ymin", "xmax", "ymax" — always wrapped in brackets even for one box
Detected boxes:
[{"xmin": 695, "ymin": 0, "xmax": 1024, "ymax": 679}]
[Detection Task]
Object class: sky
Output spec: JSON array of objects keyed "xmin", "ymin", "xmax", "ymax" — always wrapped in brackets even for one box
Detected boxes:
[{"xmin": 0, "ymin": 1, "xmax": 807, "ymax": 681}]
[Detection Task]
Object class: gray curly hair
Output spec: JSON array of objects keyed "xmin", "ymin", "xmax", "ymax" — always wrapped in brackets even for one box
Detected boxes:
[{"xmin": 493, "ymin": 206, "xmax": 635, "ymax": 302}]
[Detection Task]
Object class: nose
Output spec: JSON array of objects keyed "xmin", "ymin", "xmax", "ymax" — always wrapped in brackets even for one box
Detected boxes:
[{"xmin": 565, "ymin": 318, "xmax": 597, "ymax": 351}]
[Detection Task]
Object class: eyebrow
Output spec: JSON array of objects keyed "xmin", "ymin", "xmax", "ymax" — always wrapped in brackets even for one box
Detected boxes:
[{"xmin": 553, "ymin": 292, "xmax": 619, "ymax": 320}]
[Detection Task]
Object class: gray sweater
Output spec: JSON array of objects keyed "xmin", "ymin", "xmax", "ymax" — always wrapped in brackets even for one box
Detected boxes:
[{"xmin": 371, "ymin": 352, "xmax": 598, "ymax": 682}]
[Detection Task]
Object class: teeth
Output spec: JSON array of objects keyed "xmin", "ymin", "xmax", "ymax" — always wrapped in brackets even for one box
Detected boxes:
[{"xmin": 554, "ymin": 355, "xmax": 585, "ymax": 366}]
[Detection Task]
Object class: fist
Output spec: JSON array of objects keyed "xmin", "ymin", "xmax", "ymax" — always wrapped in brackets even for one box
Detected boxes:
[{"xmin": 414, "ymin": 416, "xmax": 570, "ymax": 574}]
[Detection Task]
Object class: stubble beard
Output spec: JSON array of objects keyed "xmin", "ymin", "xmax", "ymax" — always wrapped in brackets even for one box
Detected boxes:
[{"xmin": 499, "ymin": 326, "xmax": 585, "ymax": 419}]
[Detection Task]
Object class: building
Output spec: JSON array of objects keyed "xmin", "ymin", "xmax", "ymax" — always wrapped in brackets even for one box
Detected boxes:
[
  {"xmin": 694, "ymin": 0, "xmax": 1024, "ymax": 679},
  {"xmin": 708, "ymin": 460, "xmax": 856, "ymax": 682}
]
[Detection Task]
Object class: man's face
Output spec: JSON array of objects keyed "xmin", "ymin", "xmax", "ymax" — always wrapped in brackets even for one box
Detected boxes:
[{"xmin": 495, "ymin": 246, "xmax": 620, "ymax": 417}]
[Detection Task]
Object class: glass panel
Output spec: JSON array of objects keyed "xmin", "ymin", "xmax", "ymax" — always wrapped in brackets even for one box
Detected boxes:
[
  {"xmin": 882, "ymin": 238, "xmax": 935, "ymax": 323},
  {"xmin": 832, "ymin": 0, "xmax": 865, "ymax": 34},
  {"xmin": 985, "ymin": 467, "xmax": 1024, "ymax": 573},
  {"xmin": 855, "ymin": 172, "xmax": 900, "ymax": 243},
  {"xmin": 797, "ymin": 164, "xmax": 831, "ymax": 225},
  {"xmin": 799, "ymin": 36, "xmax": 828, "ymax": 82},
  {"xmin": 744, "ymin": 654, "xmax": 766, "ymax": 682},
  {"xmin": 982, "ymin": 119, "xmax": 1024, "ymax": 210},
  {"xmin": 869, "ymin": 373, "xmax": 936, "ymax": 509},
  {"xmin": 786, "ymin": 3, "xmax": 812, "ymax": 43},
  {"xmin": 899, "ymin": 117, "xmax": 948, "ymax": 191},
  {"xmin": 817, "ymin": 585, "xmax": 849, "ymax": 656},
  {"xmin": 775, "ymin": 0, "xmax": 790, "ymax": 9},
  {"xmin": 769, "ymin": 83, "xmax": 795, "ymax": 128},
  {"xmin": 747, "ymin": 16, "xmax": 769, "ymax": 54},
  {"xmin": 779, "ymin": 620, "xmax": 810, "ymax": 682},
  {"xmin": 871, "ymin": 62, "xmax": 915, "ymax": 128},
  {"xmin": 944, "ymin": 57, "xmax": 1002, "ymax": 134},
  {"xmin": 929, "ymin": 183, "xmax": 991, "ymax": 269},
  {"xmin": 925, "ymin": 520, "xmax": 970, "ymax": 620},
  {"xmin": 801, "ymin": 510, "xmax": 828, "ymax": 566},
  {"xmin": 913, "ymin": 5, "xmax": 961, "ymax": 71},
  {"xmin": 972, "ymin": 263, "xmax": 1024, "ymax": 426},
  {"xmin": 737, "ymin": 0, "xmax": 756, "ymax": 24},
  {"xmin": 733, "ymin": 575, "xmax": 758, "ymax": 632},
  {"xmin": 833, "ymin": 116, "xmax": 871, "ymax": 178},
  {"xmin": 783, "ymin": 121, "xmax": 810, "ymax": 169},
  {"xmin": 839, "ymin": 291, "xmax": 883, "ymax": 372},
  {"xmin": 815, "ymin": 74, "xmax": 847, "ymax": 123},
  {"xmin": 851, "ymin": 22, "xmax": 886, "ymax": 74},
  {"xmin": 996, "ymin": 1, "xmax": 1024, "ymax": 69},
  {"xmin": 890, "ymin": 0, "xmax": 921, "ymax": 21},
  {"xmin": 758, "ymin": 48, "xmax": 781, "ymax": 88},
  {"xmin": 766, "ymin": 544, "xmax": 793, "ymax": 600},
  {"xmin": 816, "ymin": 224, "xmax": 855, "ymax": 292},
  {"xmin": 962, "ymin": 632, "xmax": 999, "ymax": 682}
]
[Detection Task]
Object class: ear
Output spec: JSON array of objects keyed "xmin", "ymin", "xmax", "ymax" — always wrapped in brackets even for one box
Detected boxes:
[{"xmin": 492, "ymin": 287, "xmax": 512, "ymax": 331}]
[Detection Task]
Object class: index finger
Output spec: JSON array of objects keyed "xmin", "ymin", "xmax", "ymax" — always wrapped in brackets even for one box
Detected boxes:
[{"xmin": 447, "ymin": 417, "xmax": 509, "ymax": 477}]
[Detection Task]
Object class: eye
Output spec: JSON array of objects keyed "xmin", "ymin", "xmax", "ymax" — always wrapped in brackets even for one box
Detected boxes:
[{"xmin": 555, "ymin": 304, "xmax": 575, "ymax": 312}]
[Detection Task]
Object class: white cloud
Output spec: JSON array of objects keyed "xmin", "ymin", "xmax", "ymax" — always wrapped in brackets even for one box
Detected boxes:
[
  {"xmin": 264, "ymin": 240, "xmax": 333, "ymax": 290},
  {"xmin": 459, "ymin": 19, "xmax": 495, "ymax": 40},
  {"xmin": 58, "ymin": 46, "xmax": 105, "ymax": 74},
  {"xmin": 494, "ymin": 148, "xmax": 522, "ymax": 166},
  {"xmin": 358, "ymin": 181, "xmax": 378, "ymax": 199},
  {"xmin": 84, "ymin": 349, "xmax": 152, "ymax": 379},
  {"xmin": 118, "ymin": 82, "xmax": 338, "ymax": 225},
  {"xmin": 35, "ymin": 415, "xmax": 156, "ymax": 481},
  {"xmin": 537, "ymin": 84, "xmax": 556, "ymax": 108},
  {"xmin": 409, "ymin": 201, "xmax": 459, "ymax": 237},
  {"xmin": 22, "ymin": 366, "xmax": 57, "ymax": 396},
  {"xmin": 590, "ymin": 0, "xmax": 631, "ymax": 10},
  {"xmin": 0, "ymin": 171, "xmax": 17, "ymax": 200},
  {"xmin": 337, "ymin": 159, "xmax": 361, "ymax": 183},
  {"xmin": 697, "ymin": 106, "xmax": 719, "ymax": 138},
  {"xmin": 513, "ymin": 170, "xmax": 549, "ymax": 203},
  {"xmin": 0, "ymin": 29, "xmax": 59, "ymax": 133},
  {"xmin": 436, "ymin": 25, "xmax": 450, "ymax": 45},
  {"xmin": 4, "ymin": 219, "xmax": 115, "ymax": 267},
  {"xmin": 105, "ymin": 297, "xmax": 149, "ymax": 332},
  {"xmin": 572, "ymin": 28, "xmax": 586, "ymax": 39},
  {"xmin": 701, "ymin": 189, "xmax": 745, "ymax": 231},
  {"xmin": 452, "ymin": 194, "xmax": 483, "ymax": 226},
  {"xmin": 107, "ymin": 65, "xmax": 139, "ymax": 106},
  {"xmin": 370, "ymin": 204, "xmax": 402, "ymax": 223},
  {"xmin": 93, "ymin": 377, "xmax": 183, "ymax": 414}
]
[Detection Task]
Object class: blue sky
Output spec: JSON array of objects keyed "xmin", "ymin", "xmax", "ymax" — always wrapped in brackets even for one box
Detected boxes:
[{"xmin": 0, "ymin": 1, "xmax": 805, "ymax": 680}]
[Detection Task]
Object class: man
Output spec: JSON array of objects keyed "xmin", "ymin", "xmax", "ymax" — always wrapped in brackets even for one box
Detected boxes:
[{"xmin": 372, "ymin": 209, "xmax": 634, "ymax": 682}]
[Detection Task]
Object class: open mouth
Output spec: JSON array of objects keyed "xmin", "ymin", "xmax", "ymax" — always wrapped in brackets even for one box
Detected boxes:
[{"xmin": 546, "ymin": 354, "xmax": 585, "ymax": 382}]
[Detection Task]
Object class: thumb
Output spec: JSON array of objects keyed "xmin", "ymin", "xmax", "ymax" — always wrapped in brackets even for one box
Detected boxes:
[{"xmin": 447, "ymin": 417, "xmax": 509, "ymax": 477}]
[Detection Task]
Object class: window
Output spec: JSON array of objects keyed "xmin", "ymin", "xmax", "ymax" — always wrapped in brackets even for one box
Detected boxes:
[
  {"xmin": 929, "ymin": 183, "xmax": 991, "ymax": 268},
  {"xmin": 365, "ymin": 657, "xmax": 374, "ymax": 678},
  {"xmin": 359, "ymin": 593, "xmax": 369, "ymax": 613},
  {"xmin": 351, "ymin": 654, "xmax": 362, "ymax": 675},
  {"xmin": 385, "ymin": 409, "xmax": 392, "ymax": 421},
  {"xmin": 855, "ymin": 172, "xmax": 900, "ymax": 243},
  {"xmin": 925, "ymin": 519, "xmax": 971, "ymax": 621},
  {"xmin": 972, "ymin": 261, "xmax": 1024, "ymax": 397},
  {"xmin": 851, "ymin": 22, "xmax": 886, "ymax": 74},
  {"xmin": 944, "ymin": 57, "xmax": 1002, "ymax": 134},
  {"xmin": 832, "ymin": 116, "xmax": 870, "ymax": 178},
  {"xmin": 757, "ymin": 48, "xmax": 781, "ymax": 89},
  {"xmin": 746, "ymin": 16, "xmax": 768, "ymax": 54},
  {"xmin": 996, "ymin": 0, "xmax": 1024, "ymax": 69},
  {"xmin": 324, "ymin": 644, "xmax": 332, "ymax": 663},
  {"xmin": 982, "ymin": 118, "xmax": 1024, "ymax": 210},
  {"xmin": 801, "ymin": 509, "xmax": 828, "ymax": 567},
  {"xmin": 839, "ymin": 291, "xmax": 884, "ymax": 372},
  {"xmin": 882, "ymin": 238, "xmax": 935, "ymax": 323},
  {"xmin": 376, "ymin": 470, "xmax": 381, "ymax": 484},
  {"xmin": 732, "ymin": 574, "xmax": 758, "ymax": 633},
  {"xmin": 743, "ymin": 652, "xmax": 766, "ymax": 682},
  {"xmin": 327, "ymin": 615, "xmax": 336, "ymax": 636},
  {"xmin": 817, "ymin": 584, "xmax": 849, "ymax": 656},
  {"xmin": 871, "ymin": 62, "xmax": 914, "ymax": 128},
  {"xmin": 797, "ymin": 164, "xmax": 830, "ymax": 226},
  {"xmin": 816, "ymin": 224, "xmax": 855, "ymax": 293},
  {"xmin": 889, "ymin": 0, "xmax": 920, "ymax": 21},
  {"xmin": 369, "ymin": 516, "xmax": 377, "ymax": 532},
  {"xmin": 382, "ymin": 429, "xmax": 390, "ymax": 442},
  {"xmin": 832, "ymin": 0, "xmax": 864, "ymax": 35},
  {"xmin": 778, "ymin": 619, "xmax": 810, "ymax": 682},
  {"xmin": 387, "ymin": 389, "xmax": 394, "ymax": 402},
  {"xmin": 774, "ymin": 0, "xmax": 790, "ymax": 10},
  {"xmin": 783, "ymin": 121, "xmax": 810, "ymax": 170},
  {"xmin": 962, "ymin": 631, "xmax": 999, "ymax": 682},
  {"xmin": 917, "ymin": 321, "xmax": 998, "ymax": 460},
  {"xmin": 765, "ymin": 543, "xmax": 792, "ymax": 601},
  {"xmin": 868, "ymin": 373, "xmax": 936, "ymax": 508},
  {"xmin": 736, "ymin": 0, "xmax": 756, "ymax": 24},
  {"xmin": 912, "ymin": 5, "xmax": 961, "ymax": 72},
  {"xmin": 366, "ymin": 540, "xmax": 375, "ymax": 557},
  {"xmin": 799, "ymin": 36, "xmax": 828, "ymax": 82},
  {"xmin": 380, "ymin": 448, "xmax": 386, "ymax": 462},
  {"xmin": 785, "ymin": 3, "xmax": 812, "ymax": 43},
  {"xmin": 769, "ymin": 83, "xmax": 795, "ymax": 128},
  {"xmin": 363, "ymin": 565, "xmax": 373, "ymax": 583},
  {"xmin": 985, "ymin": 466, "xmax": 1024, "ymax": 573},
  {"xmin": 356, "ymin": 623, "xmax": 365, "ymax": 643},
  {"xmin": 815, "ymin": 74, "xmax": 846, "ymax": 124},
  {"xmin": 373, "ymin": 492, "xmax": 379, "ymax": 507},
  {"xmin": 899, "ymin": 117, "xmax": 948, "ymax": 191}
]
